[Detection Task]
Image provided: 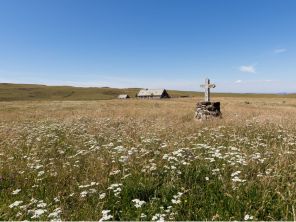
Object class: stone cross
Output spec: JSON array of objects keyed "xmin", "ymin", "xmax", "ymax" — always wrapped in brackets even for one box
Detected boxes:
[{"xmin": 200, "ymin": 78, "xmax": 216, "ymax": 102}]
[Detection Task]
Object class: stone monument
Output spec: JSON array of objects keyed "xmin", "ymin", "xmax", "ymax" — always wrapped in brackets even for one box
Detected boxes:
[{"xmin": 195, "ymin": 78, "xmax": 222, "ymax": 120}]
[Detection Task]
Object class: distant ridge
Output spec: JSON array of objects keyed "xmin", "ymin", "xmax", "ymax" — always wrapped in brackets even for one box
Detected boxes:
[
  {"xmin": 0, "ymin": 83, "xmax": 200, "ymax": 101},
  {"xmin": 0, "ymin": 83, "xmax": 295, "ymax": 101}
]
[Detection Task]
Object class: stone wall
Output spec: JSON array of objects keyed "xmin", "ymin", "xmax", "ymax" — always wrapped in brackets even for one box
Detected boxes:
[{"xmin": 195, "ymin": 101, "xmax": 222, "ymax": 120}]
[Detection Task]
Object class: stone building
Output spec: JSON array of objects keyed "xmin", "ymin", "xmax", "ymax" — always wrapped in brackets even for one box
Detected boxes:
[
  {"xmin": 136, "ymin": 89, "xmax": 170, "ymax": 99},
  {"xmin": 118, "ymin": 94, "xmax": 130, "ymax": 99}
]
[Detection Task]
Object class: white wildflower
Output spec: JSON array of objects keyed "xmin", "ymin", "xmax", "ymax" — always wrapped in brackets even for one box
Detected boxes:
[
  {"xmin": 37, "ymin": 171, "xmax": 45, "ymax": 177},
  {"xmin": 231, "ymin": 171, "xmax": 241, "ymax": 177},
  {"xmin": 12, "ymin": 189, "xmax": 21, "ymax": 195},
  {"xmin": 35, "ymin": 164, "xmax": 43, "ymax": 170},
  {"xmin": 107, "ymin": 183, "xmax": 122, "ymax": 197},
  {"xmin": 109, "ymin": 170, "xmax": 121, "ymax": 176},
  {"xmin": 48, "ymin": 207, "xmax": 62, "ymax": 219},
  {"xmin": 244, "ymin": 214, "xmax": 254, "ymax": 220},
  {"xmin": 89, "ymin": 188, "xmax": 97, "ymax": 194},
  {"xmin": 140, "ymin": 213, "xmax": 147, "ymax": 218},
  {"xmin": 132, "ymin": 199, "xmax": 146, "ymax": 208},
  {"xmin": 232, "ymin": 176, "xmax": 246, "ymax": 183},
  {"xmin": 111, "ymin": 185, "xmax": 121, "ymax": 190},
  {"xmin": 30, "ymin": 198, "xmax": 38, "ymax": 204},
  {"xmin": 171, "ymin": 192, "xmax": 183, "ymax": 205},
  {"xmin": 99, "ymin": 210, "xmax": 113, "ymax": 221},
  {"xmin": 9, "ymin": 200, "xmax": 23, "ymax": 208},
  {"xmin": 90, "ymin": 182, "xmax": 98, "ymax": 186},
  {"xmin": 172, "ymin": 199, "xmax": 181, "ymax": 204},
  {"xmin": 99, "ymin": 193, "xmax": 106, "ymax": 199},
  {"xmin": 37, "ymin": 202, "xmax": 47, "ymax": 208},
  {"xmin": 79, "ymin": 184, "xmax": 91, "ymax": 189},
  {"xmin": 31, "ymin": 209, "xmax": 47, "ymax": 219},
  {"xmin": 80, "ymin": 191, "xmax": 88, "ymax": 198},
  {"xmin": 152, "ymin": 213, "xmax": 166, "ymax": 221}
]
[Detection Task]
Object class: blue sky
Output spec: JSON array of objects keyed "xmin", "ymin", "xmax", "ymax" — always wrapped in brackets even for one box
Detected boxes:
[{"xmin": 0, "ymin": 0, "xmax": 295, "ymax": 93}]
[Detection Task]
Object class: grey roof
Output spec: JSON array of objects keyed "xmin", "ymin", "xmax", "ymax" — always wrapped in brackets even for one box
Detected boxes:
[
  {"xmin": 137, "ymin": 89, "xmax": 166, "ymax": 97},
  {"xmin": 118, "ymin": 94, "xmax": 129, "ymax": 99}
]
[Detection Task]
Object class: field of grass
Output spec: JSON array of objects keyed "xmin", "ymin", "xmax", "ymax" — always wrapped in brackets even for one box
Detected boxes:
[{"xmin": 0, "ymin": 96, "xmax": 296, "ymax": 220}]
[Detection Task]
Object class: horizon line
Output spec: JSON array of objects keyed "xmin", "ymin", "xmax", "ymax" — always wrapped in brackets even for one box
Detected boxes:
[{"xmin": 1, "ymin": 82, "xmax": 295, "ymax": 95}]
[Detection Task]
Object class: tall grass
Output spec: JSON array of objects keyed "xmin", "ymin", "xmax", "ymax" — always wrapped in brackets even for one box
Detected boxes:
[{"xmin": 0, "ymin": 97, "xmax": 296, "ymax": 220}]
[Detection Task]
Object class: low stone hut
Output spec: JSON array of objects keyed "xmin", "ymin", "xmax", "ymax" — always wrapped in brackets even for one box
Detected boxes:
[{"xmin": 118, "ymin": 94, "xmax": 130, "ymax": 99}]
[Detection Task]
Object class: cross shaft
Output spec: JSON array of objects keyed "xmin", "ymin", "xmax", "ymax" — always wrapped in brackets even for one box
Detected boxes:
[{"xmin": 200, "ymin": 78, "xmax": 216, "ymax": 102}]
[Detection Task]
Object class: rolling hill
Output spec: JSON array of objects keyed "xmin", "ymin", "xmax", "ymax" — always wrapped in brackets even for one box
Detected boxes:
[
  {"xmin": 0, "ymin": 83, "xmax": 202, "ymax": 101},
  {"xmin": 0, "ymin": 83, "xmax": 295, "ymax": 101}
]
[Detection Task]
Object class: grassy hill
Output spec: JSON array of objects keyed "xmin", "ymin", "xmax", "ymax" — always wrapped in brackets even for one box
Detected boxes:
[
  {"xmin": 0, "ymin": 83, "xmax": 202, "ymax": 101},
  {"xmin": 0, "ymin": 83, "xmax": 295, "ymax": 101}
]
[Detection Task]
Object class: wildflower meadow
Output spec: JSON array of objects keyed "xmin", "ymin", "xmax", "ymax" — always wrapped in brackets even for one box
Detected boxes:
[{"xmin": 0, "ymin": 97, "xmax": 296, "ymax": 221}]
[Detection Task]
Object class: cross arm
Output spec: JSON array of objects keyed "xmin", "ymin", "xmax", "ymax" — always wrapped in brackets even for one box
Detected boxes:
[{"xmin": 200, "ymin": 84, "xmax": 216, "ymax": 88}]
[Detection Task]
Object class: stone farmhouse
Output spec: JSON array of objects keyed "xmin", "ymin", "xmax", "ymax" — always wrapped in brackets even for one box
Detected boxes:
[{"xmin": 136, "ymin": 89, "xmax": 170, "ymax": 99}]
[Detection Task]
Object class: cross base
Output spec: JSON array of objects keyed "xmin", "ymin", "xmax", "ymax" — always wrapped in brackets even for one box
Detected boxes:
[{"xmin": 195, "ymin": 101, "xmax": 222, "ymax": 120}]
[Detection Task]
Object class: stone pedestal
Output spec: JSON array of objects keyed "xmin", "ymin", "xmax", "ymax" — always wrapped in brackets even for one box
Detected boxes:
[{"xmin": 195, "ymin": 101, "xmax": 222, "ymax": 120}]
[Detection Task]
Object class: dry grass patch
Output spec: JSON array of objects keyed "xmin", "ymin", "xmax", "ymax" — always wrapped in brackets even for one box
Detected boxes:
[{"xmin": 0, "ymin": 97, "xmax": 296, "ymax": 220}]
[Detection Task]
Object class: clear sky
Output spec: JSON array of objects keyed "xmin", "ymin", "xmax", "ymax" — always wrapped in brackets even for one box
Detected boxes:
[{"xmin": 0, "ymin": 0, "xmax": 295, "ymax": 93}]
